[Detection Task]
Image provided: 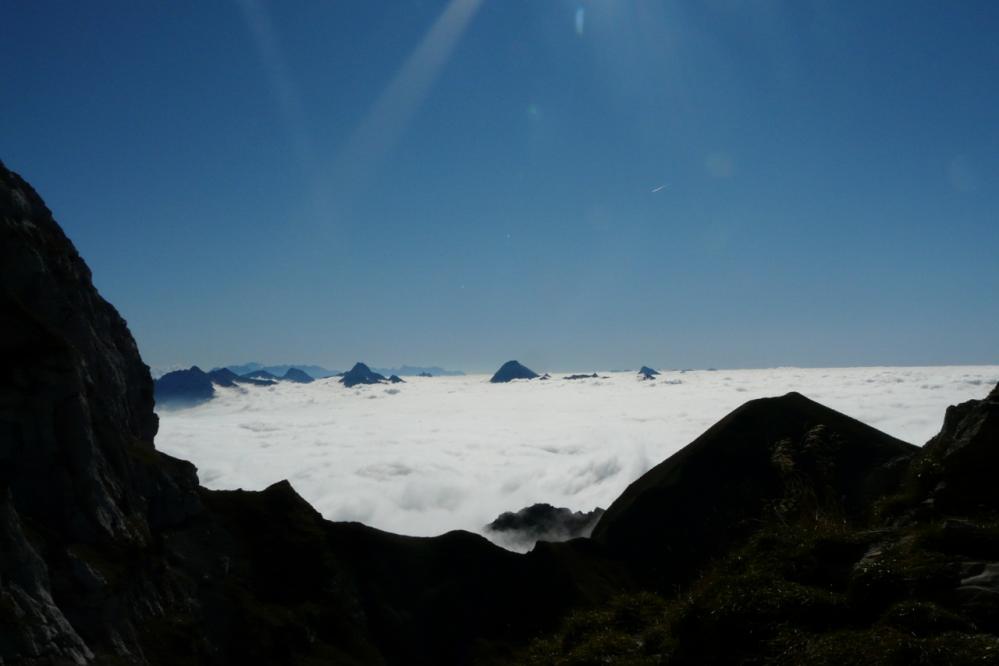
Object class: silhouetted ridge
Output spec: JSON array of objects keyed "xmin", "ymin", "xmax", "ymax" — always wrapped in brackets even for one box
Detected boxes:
[
  {"xmin": 591, "ymin": 391, "xmax": 917, "ymax": 587},
  {"xmin": 490, "ymin": 360, "xmax": 539, "ymax": 383}
]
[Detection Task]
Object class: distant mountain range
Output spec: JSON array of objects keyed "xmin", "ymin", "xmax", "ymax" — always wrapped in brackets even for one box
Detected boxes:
[
  {"xmin": 370, "ymin": 365, "xmax": 464, "ymax": 377},
  {"xmin": 222, "ymin": 363, "xmax": 464, "ymax": 378},
  {"xmin": 221, "ymin": 362, "xmax": 341, "ymax": 378}
]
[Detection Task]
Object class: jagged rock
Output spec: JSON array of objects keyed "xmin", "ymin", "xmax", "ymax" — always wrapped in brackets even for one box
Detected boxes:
[
  {"xmin": 282, "ymin": 367, "xmax": 314, "ymax": 384},
  {"xmin": 154, "ymin": 366, "xmax": 215, "ymax": 406},
  {"xmin": 1, "ymin": 159, "xmax": 204, "ymax": 661},
  {"xmin": 916, "ymin": 381, "xmax": 999, "ymax": 512},
  {"xmin": 490, "ymin": 361, "xmax": 539, "ymax": 383},
  {"xmin": 564, "ymin": 373, "xmax": 599, "ymax": 380},
  {"xmin": 638, "ymin": 366, "xmax": 660, "ymax": 380},
  {"xmin": 486, "ymin": 503, "xmax": 605, "ymax": 550},
  {"xmin": 340, "ymin": 362, "xmax": 387, "ymax": 387},
  {"xmin": 388, "ymin": 375, "xmax": 405, "ymax": 384}
]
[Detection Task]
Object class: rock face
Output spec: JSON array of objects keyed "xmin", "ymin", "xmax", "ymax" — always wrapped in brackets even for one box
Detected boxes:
[
  {"xmin": 281, "ymin": 367, "xmax": 314, "ymax": 383},
  {"xmin": 1, "ymin": 159, "xmax": 198, "ymax": 662},
  {"xmin": 913, "ymin": 382, "xmax": 999, "ymax": 513},
  {"xmin": 388, "ymin": 374, "xmax": 405, "ymax": 384},
  {"xmin": 486, "ymin": 503, "xmax": 605, "ymax": 551},
  {"xmin": 154, "ymin": 366, "xmax": 215, "ymax": 406},
  {"xmin": 340, "ymin": 362, "xmax": 387, "ymax": 388},
  {"xmin": 490, "ymin": 360, "xmax": 539, "ymax": 383}
]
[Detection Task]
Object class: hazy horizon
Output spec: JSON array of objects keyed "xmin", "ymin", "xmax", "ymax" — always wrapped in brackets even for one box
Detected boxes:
[
  {"xmin": 4, "ymin": 2, "xmax": 997, "ymax": 370},
  {"xmin": 155, "ymin": 365, "xmax": 999, "ymax": 545}
]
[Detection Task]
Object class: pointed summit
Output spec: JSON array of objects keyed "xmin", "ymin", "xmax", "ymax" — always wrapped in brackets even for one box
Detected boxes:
[
  {"xmin": 490, "ymin": 360, "xmax": 539, "ymax": 383},
  {"xmin": 282, "ymin": 367, "xmax": 314, "ymax": 384},
  {"xmin": 340, "ymin": 362, "xmax": 387, "ymax": 388}
]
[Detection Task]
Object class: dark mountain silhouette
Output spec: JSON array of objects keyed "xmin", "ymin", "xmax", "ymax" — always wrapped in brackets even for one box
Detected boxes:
[
  {"xmin": 486, "ymin": 503, "xmax": 605, "ymax": 550},
  {"xmin": 591, "ymin": 391, "xmax": 918, "ymax": 588},
  {"xmin": 207, "ymin": 367, "xmax": 240, "ymax": 387},
  {"xmin": 224, "ymin": 363, "xmax": 340, "ymax": 378},
  {"xmin": 282, "ymin": 367, "xmax": 314, "ymax": 383},
  {"xmin": 564, "ymin": 373, "xmax": 599, "ymax": 380},
  {"xmin": 210, "ymin": 367, "xmax": 275, "ymax": 388},
  {"xmin": 3, "ymin": 160, "xmax": 998, "ymax": 664},
  {"xmin": 154, "ymin": 366, "xmax": 215, "ymax": 406},
  {"xmin": 243, "ymin": 369, "xmax": 279, "ymax": 380},
  {"xmin": 418, "ymin": 371, "xmax": 433, "ymax": 377},
  {"xmin": 638, "ymin": 365, "xmax": 659, "ymax": 380},
  {"xmin": 340, "ymin": 362, "xmax": 387, "ymax": 387},
  {"xmin": 388, "ymin": 374, "xmax": 405, "ymax": 384},
  {"xmin": 490, "ymin": 360, "xmax": 539, "ymax": 383}
]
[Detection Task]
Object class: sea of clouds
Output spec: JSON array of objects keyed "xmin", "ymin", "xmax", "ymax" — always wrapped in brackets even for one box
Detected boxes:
[{"xmin": 155, "ymin": 366, "xmax": 998, "ymax": 549}]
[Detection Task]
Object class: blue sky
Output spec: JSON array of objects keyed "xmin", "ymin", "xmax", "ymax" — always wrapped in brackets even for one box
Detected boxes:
[{"xmin": 3, "ymin": 1, "xmax": 997, "ymax": 372}]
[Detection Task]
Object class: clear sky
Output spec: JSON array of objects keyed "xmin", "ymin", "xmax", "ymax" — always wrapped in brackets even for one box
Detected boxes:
[{"xmin": 3, "ymin": 1, "xmax": 997, "ymax": 372}]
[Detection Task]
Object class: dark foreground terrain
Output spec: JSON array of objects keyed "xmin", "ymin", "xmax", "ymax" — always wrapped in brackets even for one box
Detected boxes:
[{"xmin": 2, "ymin": 160, "xmax": 997, "ymax": 664}]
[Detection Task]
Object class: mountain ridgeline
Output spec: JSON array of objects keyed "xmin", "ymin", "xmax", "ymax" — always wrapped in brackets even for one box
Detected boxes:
[{"xmin": 3, "ymin": 160, "xmax": 999, "ymax": 664}]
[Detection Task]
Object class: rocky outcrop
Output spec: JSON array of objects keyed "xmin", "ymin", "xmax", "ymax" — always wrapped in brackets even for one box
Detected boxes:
[
  {"xmin": 340, "ymin": 362, "xmax": 387, "ymax": 388},
  {"xmin": 915, "ymin": 382, "xmax": 999, "ymax": 513},
  {"xmin": 1, "ymin": 159, "xmax": 204, "ymax": 662},
  {"xmin": 388, "ymin": 375, "xmax": 405, "ymax": 384},
  {"xmin": 638, "ymin": 366, "xmax": 659, "ymax": 380},
  {"xmin": 154, "ymin": 366, "xmax": 215, "ymax": 406},
  {"xmin": 486, "ymin": 503, "xmax": 605, "ymax": 551},
  {"xmin": 281, "ymin": 367, "xmax": 314, "ymax": 383},
  {"xmin": 490, "ymin": 360, "xmax": 539, "ymax": 383},
  {"xmin": 564, "ymin": 373, "xmax": 599, "ymax": 380}
]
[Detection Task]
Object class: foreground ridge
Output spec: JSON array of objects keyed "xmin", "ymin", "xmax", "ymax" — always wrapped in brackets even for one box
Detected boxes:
[{"xmin": 2, "ymin": 160, "xmax": 997, "ymax": 664}]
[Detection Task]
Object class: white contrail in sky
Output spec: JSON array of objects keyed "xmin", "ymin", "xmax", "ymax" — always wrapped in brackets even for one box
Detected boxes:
[{"xmin": 651, "ymin": 184, "xmax": 668, "ymax": 193}]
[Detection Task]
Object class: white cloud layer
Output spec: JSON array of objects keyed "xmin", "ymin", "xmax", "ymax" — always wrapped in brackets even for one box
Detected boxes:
[{"xmin": 155, "ymin": 366, "xmax": 998, "ymax": 549}]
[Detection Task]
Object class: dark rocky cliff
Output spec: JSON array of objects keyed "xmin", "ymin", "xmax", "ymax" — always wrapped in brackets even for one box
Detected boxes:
[{"xmin": 0, "ymin": 162, "xmax": 618, "ymax": 664}]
